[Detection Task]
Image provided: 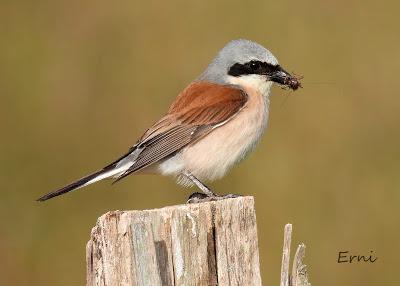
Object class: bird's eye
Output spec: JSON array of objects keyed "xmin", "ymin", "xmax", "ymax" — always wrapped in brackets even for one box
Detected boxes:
[{"xmin": 250, "ymin": 61, "xmax": 260, "ymax": 70}]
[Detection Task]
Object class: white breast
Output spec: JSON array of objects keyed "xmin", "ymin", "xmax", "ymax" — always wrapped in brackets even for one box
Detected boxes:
[{"xmin": 158, "ymin": 77, "xmax": 272, "ymax": 185}]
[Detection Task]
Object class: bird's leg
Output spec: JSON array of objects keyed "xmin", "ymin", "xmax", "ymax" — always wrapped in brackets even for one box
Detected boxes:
[
  {"xmin": 182, "ymin": 171, "xmax": 241, "ymax": 204},
  {"xmin": 182, "ymin": 171, "xmax": 217, "ymax": 197}
]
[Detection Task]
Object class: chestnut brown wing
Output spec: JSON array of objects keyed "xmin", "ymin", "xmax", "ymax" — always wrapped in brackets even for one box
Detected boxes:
[{"xmin": 113, "ymin": 82, "xmax": 247, "ymax": 181}]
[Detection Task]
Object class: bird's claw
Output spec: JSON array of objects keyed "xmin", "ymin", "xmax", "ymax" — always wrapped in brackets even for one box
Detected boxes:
[{"xmin": 186, "ymin": 192, "xmax": 241, "ymax": 204}]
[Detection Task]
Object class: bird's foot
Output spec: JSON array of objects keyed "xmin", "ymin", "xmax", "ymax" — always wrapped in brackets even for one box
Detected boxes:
[{"xmin": 186, "ymin": 192, "xmax": 241, "ymax": 204}]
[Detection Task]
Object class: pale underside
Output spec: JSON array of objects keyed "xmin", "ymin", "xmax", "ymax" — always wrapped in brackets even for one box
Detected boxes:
[{"xmin": 146, "ymin": 76, "xmax": 271, "ymax": 187}]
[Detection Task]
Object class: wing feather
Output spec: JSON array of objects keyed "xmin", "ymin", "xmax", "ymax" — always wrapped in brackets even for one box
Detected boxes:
[{"xmin": 114, "ymin": 82, "xmax": 247, "ymax": 181}]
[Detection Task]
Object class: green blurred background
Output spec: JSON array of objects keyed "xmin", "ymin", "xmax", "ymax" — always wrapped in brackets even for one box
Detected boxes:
[{"xmin": 1, "ymin": 0, "xmax": 399, "ymax": 285}]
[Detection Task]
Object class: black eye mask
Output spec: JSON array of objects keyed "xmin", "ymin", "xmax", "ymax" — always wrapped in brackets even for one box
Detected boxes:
[{"xmin": 228, "ymin": 60, "xmax": 281, "ymax": 77}]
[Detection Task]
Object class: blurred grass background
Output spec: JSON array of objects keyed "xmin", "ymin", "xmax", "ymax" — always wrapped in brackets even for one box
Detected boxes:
[{"xmin": 1, "ymin": 0, "xmax": 400, "ymax": 285}]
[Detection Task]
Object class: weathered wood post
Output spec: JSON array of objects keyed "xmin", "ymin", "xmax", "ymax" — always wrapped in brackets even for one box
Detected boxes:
[
  {"xmin": 86, "ymin": 196, "xmax": 261, "ymax": 286},
  {"xmin": 280, "ymin": 224, "xmax": 311, "ymax": 286}
]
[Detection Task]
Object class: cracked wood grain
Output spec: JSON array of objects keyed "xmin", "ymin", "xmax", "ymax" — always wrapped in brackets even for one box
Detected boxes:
[
  {"xmin": 279, "ymin": 224, "xmax": 311, "ymax": 286},
  {"xmin": 86, "ymin": 196, "xmax": 261, "ymax": 286}
]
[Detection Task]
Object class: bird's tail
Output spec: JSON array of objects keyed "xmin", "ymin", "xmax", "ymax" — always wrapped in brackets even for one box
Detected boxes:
[{"xmin": 36, "ymin": 166, "xmax": 127, "ymax": 202}]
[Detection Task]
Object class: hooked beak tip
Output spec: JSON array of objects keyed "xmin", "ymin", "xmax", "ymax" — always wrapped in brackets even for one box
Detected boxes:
[{"xmin": 270, "ymin": 67, "xmax": 303, "ymax": 91}]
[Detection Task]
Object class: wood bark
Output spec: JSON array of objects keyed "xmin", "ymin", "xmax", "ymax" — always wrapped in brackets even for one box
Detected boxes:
[{"xmin": 86, "ymin": 196, "xmax": 261, "ymax": 286}]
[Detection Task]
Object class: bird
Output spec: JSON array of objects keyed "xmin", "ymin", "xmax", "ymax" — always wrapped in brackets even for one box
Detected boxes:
[{"xmin": 37, "ymin": 39, "xmax": 301, "ymax": 203}]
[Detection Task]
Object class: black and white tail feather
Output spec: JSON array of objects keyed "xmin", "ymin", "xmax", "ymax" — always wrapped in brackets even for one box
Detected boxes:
[
  {"xmin": 37, "ymin": 122, "xmax": 212, "ymax": 201},
  {"xmin": 36, "ymin": 146, "xmax": 141, "ymax": 201}
]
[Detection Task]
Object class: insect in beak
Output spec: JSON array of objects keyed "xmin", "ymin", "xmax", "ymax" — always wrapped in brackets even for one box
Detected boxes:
[{"xmin": 269, "ymin": 67, "xmax": 303, "ymax": 90}]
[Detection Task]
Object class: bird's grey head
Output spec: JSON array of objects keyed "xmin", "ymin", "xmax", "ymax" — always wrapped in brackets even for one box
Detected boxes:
[{"xmin": 199, "ymin": 39, "xmax": 301, "ymax": 91}]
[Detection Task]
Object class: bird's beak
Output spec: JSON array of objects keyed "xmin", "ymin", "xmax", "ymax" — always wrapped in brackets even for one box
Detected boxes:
[{"xmin": 269, "ymin": 66, "xmax": 302, "ymax": 90}]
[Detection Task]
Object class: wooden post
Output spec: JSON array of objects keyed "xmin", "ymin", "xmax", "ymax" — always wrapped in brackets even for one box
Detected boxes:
[
  {"xmin": 86, "ymin": 196, "xmax": 261, "ymax": 286},
  {"xmin": 280, "ymin": 224, "xmax": 292, "ymax": 286},
  {"xmin": 279, "ymin": 224, "xmax": 311, "ymax": 286}
]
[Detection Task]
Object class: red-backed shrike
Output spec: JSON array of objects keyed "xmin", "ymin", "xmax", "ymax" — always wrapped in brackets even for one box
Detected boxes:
[{"xmin": 38, "ymin": 39, "xmax": 301, "ymax": 202}]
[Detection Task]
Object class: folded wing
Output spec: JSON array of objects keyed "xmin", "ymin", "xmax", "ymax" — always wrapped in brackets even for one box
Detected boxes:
[{"xmin": 113, "ymin": 82, "xmax": 248, "ymax": 181}]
